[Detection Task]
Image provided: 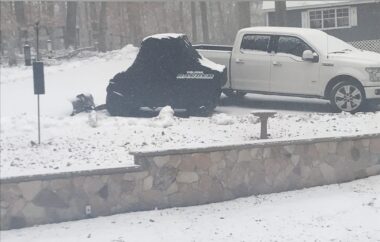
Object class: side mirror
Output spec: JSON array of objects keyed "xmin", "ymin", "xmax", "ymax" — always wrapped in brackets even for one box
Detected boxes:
[
  {"xmin": 302, "ymin": 50, "xmax": 313, "ymax": 61},
  {"xmin": 302, "ymin": 50, "xmax": 319, "ymax": 62}
]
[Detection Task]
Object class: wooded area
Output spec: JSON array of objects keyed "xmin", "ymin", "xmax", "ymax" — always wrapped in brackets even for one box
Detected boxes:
[{"xmin": 0, "ymin": 1, "xmax": 274, "ymax": 64}]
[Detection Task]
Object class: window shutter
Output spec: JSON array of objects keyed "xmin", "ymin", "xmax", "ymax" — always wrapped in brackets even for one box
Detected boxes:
[
  {"xmin": 350, "ymin": 7, "xmax": 358, "ymax": 26},
  {"xmin": 301, "ymin": 11, "xmax": 309, "ymax": 28}
]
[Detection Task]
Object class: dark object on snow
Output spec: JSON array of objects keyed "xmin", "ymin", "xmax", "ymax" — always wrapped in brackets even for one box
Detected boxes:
[
  {"xmin": 106, "ymin": 34, "xmax": 227, "ymax": 116},
  {"xmin": 71, "ymin": 93, "xmax": 95, "ymax": 116}
]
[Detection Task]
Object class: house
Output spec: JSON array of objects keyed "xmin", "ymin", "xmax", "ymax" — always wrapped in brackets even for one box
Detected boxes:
[{"xmin": 262, "ymin": 0, "xmax": 380, "ymax": 52}]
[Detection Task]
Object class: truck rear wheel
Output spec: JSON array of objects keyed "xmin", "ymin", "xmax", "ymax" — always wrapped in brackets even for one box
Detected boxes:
[
  {"xmin": 329, "ymin": 81, "xmax": 366, "ymax": 113},
  {"xmin": 223, "ymin": 89, "xmax": 247, "ymax": 99}
]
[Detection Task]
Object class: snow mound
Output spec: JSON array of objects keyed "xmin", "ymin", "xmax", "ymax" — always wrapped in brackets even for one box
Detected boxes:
[
  {"xmin": 143, "ymin": 33, "xmax": 184, "ymax": 41},
  {"xmin": 149, "ymin": 106, "xmax": 175, "ymax": 128},
  {"xmin": 211, "ymin": 113, "xmax": 235, "ymax": 125}
]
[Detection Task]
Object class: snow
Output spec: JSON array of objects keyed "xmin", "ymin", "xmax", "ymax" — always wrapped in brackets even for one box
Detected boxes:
[
  {"xmin": 2, "ymin": 175, "xmax": 379, "ymax": 241},
  {"xmin": 142, "ymin": 33, "xmax": 184, "ymax": 41},
  {"xmin": 211, "ymin": 113, "xmax": 235, "ymax": 125},
  {"xmin": 148, "ymin": 106, "xmax": 175, "ymax": 128},
  {"xmin": 198, "ymin": 55, "xmax": 225, "ymax": 72},
  {"xmin": 1, "ymin": 45, "xmax": 379, "ymax": 178}
]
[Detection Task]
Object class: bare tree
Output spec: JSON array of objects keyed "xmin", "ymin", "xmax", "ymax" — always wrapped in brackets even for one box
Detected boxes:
[
  {"xmin": 178, "ymin": 2, "xmax": 185, "ymax": 32},
  {"xmin": 64, "ymin": 1, "xmax": 78, "ymax": 48},
  {"xmin": 190, "ymin": 2, "xmax": 197, "ymax": 42},
  {"xmin": 14, "ymin": 1, "xmax": 27, "ymax": 51},
  {"xmin": 274, "ymin": 0, "xmax": 287, "ymax": 26},
  {"xmin": 199, "ymin": 1, "xmax": 209, "ymax": 43},
  {"xmin": 126, "ymin": 2, "xmax": 143, "ymax": 45},
  {"xmin": 98, "ymin": 2, "xmax": 107, "ymax": 52},
  {"xmin": 237, "ymin": 1, "xmax": 251, "ymax": 28}
]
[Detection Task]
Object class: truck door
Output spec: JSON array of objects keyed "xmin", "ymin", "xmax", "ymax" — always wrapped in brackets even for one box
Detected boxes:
[
  {"xmin": 230, "ymin": 34, "xmax": 272, "ymax": 92},
  {"xmin": 270, "ymin": 35, "xmax": 320, "ymax": 95}
]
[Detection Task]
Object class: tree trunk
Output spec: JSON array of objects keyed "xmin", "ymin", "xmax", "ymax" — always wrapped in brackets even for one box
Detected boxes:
[
  {"xmin": 64, "ymin": 1, "xmax": 78, "ymax": 49},
  {"xmin": 199, "ymin": 1, "xmax": 209, "ymax": 43},
  {"xmin": 89, "ymin": 2, "xmax": 98, "ymax": 46},
  {"xmin": 14, "ymin": 1, "xmax": 27, "ymax": 52},
  {"xmin": 98, "ymin": 2, "xmax": 107, "ymax": 52},
  {"xmin": 178, "ymin": 2, "xmax": 185, "ymax": 32},
  {"xmin": 159, "ymin": 3, "xmax": 168, "ymax": 33},
  {"xmin": 237, "ymin": 1, "xmax": 251, "ymax": 28},
  {"xmin": 190, "ymin": 2, "xmax": 197, "ymax": 42},
  {"xmin": 126, "ymin": 2, "xmax": 142, "ymax": 45},
  {"xmin": 274, "ymin": 1, "xmax": 287, "ymax": 27}
]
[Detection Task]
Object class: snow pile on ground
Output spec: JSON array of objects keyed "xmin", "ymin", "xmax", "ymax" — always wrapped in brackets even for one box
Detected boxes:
[
  {"xmin": 148, "ymin": 106, "xmax": 175, "ymax": 128},
  {"xmin": 211, "ymin": 113, "xmax": 235, "ymax": 125},
  {"xmin": 2, "ymin": 175, "xmax": 379, "ymax": 242}
]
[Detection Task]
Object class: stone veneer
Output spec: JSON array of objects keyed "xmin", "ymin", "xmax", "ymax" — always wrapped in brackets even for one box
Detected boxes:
[{"xmin": 1, "ymin": 133, "xmax": 380, "ymax": 230}]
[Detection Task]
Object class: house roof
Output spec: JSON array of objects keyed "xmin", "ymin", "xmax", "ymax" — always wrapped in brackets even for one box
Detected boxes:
[{"xmin": 262, "ymin": 0, "xmax": 378, "ymax": 12}]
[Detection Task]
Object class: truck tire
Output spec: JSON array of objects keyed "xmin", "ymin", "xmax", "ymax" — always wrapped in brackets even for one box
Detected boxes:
[
  {"xmin": 329, "ymin": 81, "xmax": 366, "ymax": 113},
  {"xmin": 223, "ymin": 89, "xmax": 247, "ymax": 99}
]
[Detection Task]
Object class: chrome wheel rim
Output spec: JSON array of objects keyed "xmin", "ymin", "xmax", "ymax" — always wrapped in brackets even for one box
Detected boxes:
[{"xmin": 334, "ymin": 85, "xmax": 362, "ymax": 112}]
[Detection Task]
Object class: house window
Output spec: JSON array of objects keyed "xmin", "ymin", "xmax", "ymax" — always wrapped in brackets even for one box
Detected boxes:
[{"xmin": 308, "ymin": 7, "xmax": 350, "ymax": 29}]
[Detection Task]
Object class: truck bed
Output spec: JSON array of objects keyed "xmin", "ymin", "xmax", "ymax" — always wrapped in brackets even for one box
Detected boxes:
[
  {"xmin": 194, "ymin": 45, "xmax": 232, "ymax": 88},
  {"xmin": 194, "ymin": 44, "xmax": 233, "ymax": 52}
]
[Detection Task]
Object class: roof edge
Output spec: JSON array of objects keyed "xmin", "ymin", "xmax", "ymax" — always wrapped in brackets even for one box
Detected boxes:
[{"xmin": 262, "ymin": 0, "xmax": 378, "ymax": 13}]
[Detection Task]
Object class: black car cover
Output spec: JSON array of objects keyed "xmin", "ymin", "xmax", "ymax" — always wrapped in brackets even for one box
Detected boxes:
[{"xmin": 106, "ymin": 33, "xmax": 227, "ymax": 116}]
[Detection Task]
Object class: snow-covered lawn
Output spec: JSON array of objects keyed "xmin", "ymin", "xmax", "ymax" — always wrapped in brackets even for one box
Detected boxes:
[
  {"xmin": 1, "ymin": 175, "xmax": 379, "ymax": 242},
  {"xmin": 1, "ymin": 46, "xmax": 380, "ymax": 178}
]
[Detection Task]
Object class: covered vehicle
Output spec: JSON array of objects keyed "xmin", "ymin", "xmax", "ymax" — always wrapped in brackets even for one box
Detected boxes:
[{"xmin": 106, "ymin": 33, "xmax": 227, "ymax": 116}]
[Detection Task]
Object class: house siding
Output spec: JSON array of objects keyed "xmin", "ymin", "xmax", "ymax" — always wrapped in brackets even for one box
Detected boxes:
[{"xmin": 268, "ymin": 2, "xmax": 380, "ymax": 42}]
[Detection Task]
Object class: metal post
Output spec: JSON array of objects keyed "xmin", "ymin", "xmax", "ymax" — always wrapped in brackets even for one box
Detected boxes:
[
  {"xmin": 260, "ymin": 117, "xmax": 268, "ymax": 139},
  {"xmin": 35, "ymin": 21, "xmax": 41, "ymax": 144},
  {"xmin": 37, "ymin": 95, "xmax": 41, "ymax": 144}
]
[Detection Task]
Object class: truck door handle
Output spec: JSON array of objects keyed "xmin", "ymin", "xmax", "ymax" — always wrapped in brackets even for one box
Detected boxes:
[
  {"xmin": 235, "ymin": 58, "xmax": 245, "ymax": 64},
  {"xmin": 272, "ymin": 61, "xmax": 282, "ymax": 66}
]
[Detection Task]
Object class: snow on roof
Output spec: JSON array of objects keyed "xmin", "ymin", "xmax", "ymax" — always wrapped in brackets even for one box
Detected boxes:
[
  {"xmin": 262, "ymin": 0, "xmax": 377, "ymax": 12},
  {"xmin": 143, "ymin": 33, "xmax": 185, "ymax": 41}
]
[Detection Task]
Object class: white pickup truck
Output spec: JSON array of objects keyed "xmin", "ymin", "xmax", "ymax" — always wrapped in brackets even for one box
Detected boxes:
[{"xmin": 195, "ymin": 27, "xmax": 380, "ymax": 113}]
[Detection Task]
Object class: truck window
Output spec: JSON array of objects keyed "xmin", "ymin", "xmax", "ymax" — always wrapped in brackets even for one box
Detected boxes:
[
  {"xmin": 276, "ymin": 36, "xmax": 312, "ymax": 57},
  {"xmin": 240, "ymin": 35, "xmax": 271, "ymax": 53}
]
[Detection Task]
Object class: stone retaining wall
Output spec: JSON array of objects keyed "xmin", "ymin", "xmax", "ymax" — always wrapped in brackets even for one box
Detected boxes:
[{"xmin": 1, "ymin": 133, "xmax": 380, "ymax": 230}]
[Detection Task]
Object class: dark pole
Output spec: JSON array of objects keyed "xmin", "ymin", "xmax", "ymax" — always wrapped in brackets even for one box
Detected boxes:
[
  {"xmin": 35, "ymin": 21, "xmax": 40, "ymax": 61},
  {"xmin": 37, "ymin": 95, "xmax": 41, "ymax": 144},
  {"xmin": 35, "ymin": 21, "xmax": 41, "ymax": 144}
]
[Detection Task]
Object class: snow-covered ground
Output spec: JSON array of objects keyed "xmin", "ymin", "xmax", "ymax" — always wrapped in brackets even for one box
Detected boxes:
[
  {"xmin": 2, "ymin": 175, "xmax": 379, "ymax": 242},
  {"xmin": 1, "ymin": 46, "xmax": 380, "ymax": 178}
]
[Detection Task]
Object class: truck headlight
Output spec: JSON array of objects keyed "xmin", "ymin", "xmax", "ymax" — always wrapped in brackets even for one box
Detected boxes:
[{"xmin": 365, "ymin": 67, "xmax": 380, "ymax": 82}]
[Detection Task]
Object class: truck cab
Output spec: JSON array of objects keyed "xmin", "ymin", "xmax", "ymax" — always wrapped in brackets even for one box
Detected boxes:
[{"xmin": 196, "ymin": 27, "xmax": 380, "ymax": 113}]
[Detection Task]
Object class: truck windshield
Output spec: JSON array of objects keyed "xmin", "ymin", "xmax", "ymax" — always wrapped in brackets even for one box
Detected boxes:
[{"xmin": 327, "ymin": 35, "xmax": 357, "ymax": 53}]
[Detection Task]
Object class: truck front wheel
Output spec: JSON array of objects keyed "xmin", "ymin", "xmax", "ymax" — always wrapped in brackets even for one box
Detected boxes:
[
  {"xmin": 329, "ymin": 81, "xmax": 366, "ymax": 113},
  {"xmin": 222, "ymin": 89, "xmax": 247, "ymax": 99}
]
